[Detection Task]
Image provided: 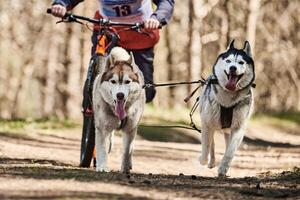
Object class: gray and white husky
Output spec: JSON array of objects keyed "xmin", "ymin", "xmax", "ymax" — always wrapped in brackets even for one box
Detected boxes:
[
  {"xmin": 199, "ymin": 40, "xmax": 255, "ymax": 176},
  {"xmin": 93, "ymin": 47, "xmax": 145, "ymax": 173}
]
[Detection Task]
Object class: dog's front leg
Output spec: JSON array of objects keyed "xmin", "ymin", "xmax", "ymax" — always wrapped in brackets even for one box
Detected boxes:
[
  {"xmin": 199, "ymin": 126, "xmax": 214, "ymax": 165},
  {"xmin": 224, "ymin": 133, "xmax": 231, "ymax": 152},
  {"xmin": 218, "ymin": 128, "xmax": 244, "ymax": 176},
  {"xmin": 121, "ymin": 128, "xmax": 136, "ymax": 173},
  {"xmin": 95, "ymin": 127, "xmax": 110, "ymax": 172},
  {"xmin": 208, "ymin": 138, "xmax": 215, "ymax": 168}
]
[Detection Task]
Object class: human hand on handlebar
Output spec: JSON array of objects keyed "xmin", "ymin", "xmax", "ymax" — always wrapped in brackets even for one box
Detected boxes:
[
  {"xmin": 51, "ymin": 4, "xmax": 67, "ymax": 18},
  {"xmin": 144, "ymin": 18, "xmax": 160, "ymax": 30}
]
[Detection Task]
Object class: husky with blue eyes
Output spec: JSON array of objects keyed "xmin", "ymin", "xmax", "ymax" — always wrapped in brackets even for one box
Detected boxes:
[
  {"xmin": 93, "ymin": 47, "xmax": 145, "ymax": 173},
  {"xmin": 198, "ymin": 40, "xmax": 255, "ymax": 176}
]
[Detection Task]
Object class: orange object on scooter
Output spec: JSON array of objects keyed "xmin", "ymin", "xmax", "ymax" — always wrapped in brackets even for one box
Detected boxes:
[{"xmin": 96, "ymin": 35, "xmax": 107, "ymax": 55}]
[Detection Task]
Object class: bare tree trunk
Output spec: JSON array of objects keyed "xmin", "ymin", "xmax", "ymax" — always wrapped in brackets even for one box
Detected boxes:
[
  {"xmin": 165, "ymin": 27, "xmax": 175, "ymax": 108},
  {"xmin": 79, "ymin": 3, "xmax": 88, "ymax": 85},
  {"xmin": 37, "ymin": 52, "xmax": 49, "ymax": 118},
  {"xmin": 45, "ymin": 31, "xmax": 59, "ymax": 117},
  {"xmin": 246, "ymin": 0, "xmax": 261, "ymax": 56},
  {"xmin": 187, "ymin": 0, "xmax": 202, "ymax": 104},
  {"xmin": 220, "ymin": 0, "xmax": 230, "ymax": 50},
  {"xmin": 79, "ymin": 29, "xmax": 86, "ymax": 86},
  {"xmin": 55, "ymin": 25, "xmax": 73, "ymax": 119},
  {"xmin": 10, "ymin": 30, "xmax": 45, "ymax": 118}
]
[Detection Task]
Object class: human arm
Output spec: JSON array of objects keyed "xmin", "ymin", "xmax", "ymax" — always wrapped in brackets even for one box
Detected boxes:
[
  {"xmin": 53, "ymin": 0, "xmax": 84, "ymax": 10},
  {"xmin": 144, "ymin": 0, "xmax": 174, "ymax": 29},
  {"xmin": 151, "ymin": 0, "xmax": 175, "ymax": 23}
]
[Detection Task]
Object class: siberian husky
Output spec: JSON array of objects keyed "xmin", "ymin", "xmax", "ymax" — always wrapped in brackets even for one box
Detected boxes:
[
  {"xmin": 199, "ymin": 40, "xmax": 255, "ymax": 176},
  {"xmin": 93, "ymin": 47, "xmax": 145, "ymax": 173}
]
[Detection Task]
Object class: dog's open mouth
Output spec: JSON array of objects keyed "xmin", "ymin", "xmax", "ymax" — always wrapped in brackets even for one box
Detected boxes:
[
  {"xmin": 224, "ymin": 70, "xmax": 244, "ymax": 91},
  {"xmin": 115, "ymin": 100, "xmax": 126, "ymax": 120}
]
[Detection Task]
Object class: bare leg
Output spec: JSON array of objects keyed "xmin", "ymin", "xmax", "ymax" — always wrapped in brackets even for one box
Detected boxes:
[
  {"xmin": 121, "ymin": 128, "xmax": 136, "ymax": 173},
  {"xmin": 218, "ymin": 128, "xmax": 244, "ymax": 176}
]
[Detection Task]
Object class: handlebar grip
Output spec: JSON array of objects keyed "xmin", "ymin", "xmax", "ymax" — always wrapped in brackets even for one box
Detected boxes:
[
  {"xmin": 160, "ymin": 19, "xmax": 167, "ymax": 27},
  {"xmin": 46, "ymin": 8, "xmax": 70, "ymax": 18},
  {"xmin": 46, "ymin": 8, "xmax": 52, "ymax": 14},
  {"xmin": 139, "ymin": 19, "xmax": 167, "ymax": 29},
  {"xmin": 158, "ymin": 19, "xmax": 167, "ymax": 29}
]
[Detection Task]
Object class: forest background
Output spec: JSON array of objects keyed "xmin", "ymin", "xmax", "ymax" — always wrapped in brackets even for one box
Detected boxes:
[{"xmin": 0, "ymin": 0, "xmax": 299, "ymax": 120}]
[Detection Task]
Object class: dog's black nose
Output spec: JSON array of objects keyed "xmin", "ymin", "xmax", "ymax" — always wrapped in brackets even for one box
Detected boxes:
[
  {"xmin": 117, "ymin": 92, "xmax": 125, "ymax": 100},
  {"xmin": 229, "ymin": 66, "xmax": 237, "ymax": 73}
]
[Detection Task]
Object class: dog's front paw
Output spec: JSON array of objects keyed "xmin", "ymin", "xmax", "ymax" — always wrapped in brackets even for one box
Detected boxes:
[
  {"xmin": 121, "ymin": 164, "xmax": 132, "ymax": 174},
  {"xmin": 208, "ymin": 159, "xmax": 215, "ymax": 169},
  {"xmin": 96, "ymin": 166, "xmax": 109, "ymax": 172},
  {"xmin": 121, "ymin": 157, "xmax": 132, "ymax": 174},
  {"xmin": 199, "ymin": 155, "xmax": 208, "ymax": 165},
  {"xmin": 121, "ymin": 168, "xmax": 131, "ymax": 174},
  {"xmin": 218, "ymin": 165, "xmax": 229, "ymax": 177}
]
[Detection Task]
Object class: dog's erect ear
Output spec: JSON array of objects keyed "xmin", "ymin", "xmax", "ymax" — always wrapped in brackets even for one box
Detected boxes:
[
  {"xmin": 127, "ymin": 53, "xmax": 133, "ymax": 65},
  {"xmin": 128, "ymin": 52, "xmax": 141, "ymax": 77},
  {"xmin": 105, "ymin": 57, "xmax": 111, "ymax": 70},
  {"xmin": 228, "ymin": 40, "xmax": 235, "ymax": 49},
  {"xmin": 105, "ymin": 55, "xmax": 115, "ymax": 69},
  {"xmin": 109, "ymin": 55, "xmax": 115, "ymax": 67},
  {"xmin": 243, "ymin": 41, "xmax": 252, "ymax": 58},
  {"xmin": 128, "ymin": 52, "xmax": 137, "ymax": 66},
  {"xmin": 126, "ymin": 53, "xmax": 143, "ymax": 83}
]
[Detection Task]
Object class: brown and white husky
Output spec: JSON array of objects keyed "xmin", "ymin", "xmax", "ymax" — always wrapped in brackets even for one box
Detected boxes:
[{"xmin": 93, "ymin": 47, "xmax": 145, "ymax": 173}]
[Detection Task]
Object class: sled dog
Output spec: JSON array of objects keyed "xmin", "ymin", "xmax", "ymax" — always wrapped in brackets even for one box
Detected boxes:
[
  {"xmin": 93, "ymin": 47, "xmax": 145, "ymax": 173},
  {"xmin": 199, "ymin": 40, "xmax": 255, "ymax": 176}
]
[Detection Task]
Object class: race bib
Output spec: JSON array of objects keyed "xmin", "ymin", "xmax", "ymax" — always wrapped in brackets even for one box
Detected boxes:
[{"xmin": 98, "ymin": 0, "xmax": 153, "ymax": 23}]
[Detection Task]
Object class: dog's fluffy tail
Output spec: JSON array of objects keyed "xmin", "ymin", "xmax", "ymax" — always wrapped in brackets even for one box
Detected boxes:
[{"xmin": 110, "ymin": 47, "xmax": 130, "ymax": 62}]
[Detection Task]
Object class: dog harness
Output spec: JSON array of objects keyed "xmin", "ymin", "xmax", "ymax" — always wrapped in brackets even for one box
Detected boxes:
[
  {"xmin": 220, "ymin": 104, "xmax": 237, "ymax": 129},
  {"xmin": 206, "ymin": 76, "xmax": 255, "ymax": 129},
  {"xmin": 205, "ymin": 77, "xmax": 236, "ymax": 129}
]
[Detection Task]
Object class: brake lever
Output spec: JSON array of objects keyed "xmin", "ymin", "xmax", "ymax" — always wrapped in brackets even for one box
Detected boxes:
[
  {"xmin": 56, "ymin": 19, "xmax": 66, "ymax": 24},
  {"xmin": 131, "ymin": 23, "xmax": 143, "ymax": 32},
  {"xmin": 131, "ymin": 19, "xmax": 167, "ymax": 31},
  {"xmin": 56, "ymin": 15, "xmax": 83, "ymax": 25}
]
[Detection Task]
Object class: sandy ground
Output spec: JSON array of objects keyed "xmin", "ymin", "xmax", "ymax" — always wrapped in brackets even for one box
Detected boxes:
[{"xmin": 0, "ymin": 124, "xmax": 300, "ymax": 199}]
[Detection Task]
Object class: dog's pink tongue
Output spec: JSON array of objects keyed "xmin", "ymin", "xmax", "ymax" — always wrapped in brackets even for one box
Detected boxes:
[
  {"xmin": 225, "ymin": 74, "xmax": 238, "ymax": 91},
  {"xmin": 115, "ymin": 100, "xmax": 126, "ymax": 120}
]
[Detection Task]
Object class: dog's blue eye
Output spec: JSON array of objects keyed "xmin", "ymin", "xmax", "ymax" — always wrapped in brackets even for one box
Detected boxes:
[
  {"xmin": 226, "ymin": 60, "xmax": 231, "ymax": 63},
  {"xmin": 110, "ymin": 80, "xmax": 117, "ymax": 84},
  {"xmin": 238, "ymin": 61, "xmax": 244, "ymax": 65},
  {"xmin": 125, "ymin": 80, "xmax": 131, "ymax": 84}
]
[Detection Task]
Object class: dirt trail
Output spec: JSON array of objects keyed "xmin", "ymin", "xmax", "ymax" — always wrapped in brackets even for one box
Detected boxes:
[{"xmin": 0, "ymin": 126, "xmax": 299, "ymax": 199}]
